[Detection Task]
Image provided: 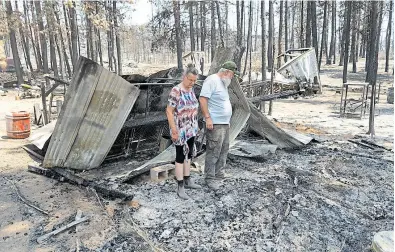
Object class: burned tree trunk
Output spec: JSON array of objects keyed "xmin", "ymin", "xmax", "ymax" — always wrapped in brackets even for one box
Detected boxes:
[
  {"xmin": 69, "ymin": 1, "xmax": 79, "ymax": 70},
  {"xmin": 216, "ymin": 1, "xmax": 224, "ymax": 47},
  {"xmin": 63, "ymin": 4, "xmax": 73, "ymax": 66},
  {"xmin": 268, "ymin": 1, "xmax": 274, "ymax": 71},
  {"xmin": 24, "ymin": 0, "xmax": 39, "ymax": 71},
  {"xmin": 342, "ymin": 1, "xmax": 352, "ymax": 83},
  {"xmin": 16, "ymin": 0, "xmax": 33, "ymax": 72},
  {"xmin": 96, "ymin": 2, "xmax": 103, "ymax": 66},
  {"xmin": 173, "ymin": 0, "xmax": 183, "ymax": 69},
  {"xmin": 311, "ymin": 1, "xmax": 318, "ymax": 58},
  {"xmin": 54, "ymin": 5, "xmax": 72, "ymax": 77},
  {"xmin": 300, "ymin": 1, "xmax": 304, "ymax": 48},
  {"xmin": 30, "ymin": 1, "xmax": 43, "ymax": 71},
  {"xmin": 284, "ymin": 1, "xmax": 288, "ymax": 62},
  {"xmin": 242, "ymin": 1, "xmax": 253, "ymax": 77},
  {"xmin": 367, "ymin": 1, "xmax": 380, "ymax": 136},
  {"xmin": 46, "ymin": 3, "xmax": 59, "ymax": 78},
  {"xmin": 34, "ymin": 1, "xmax": 48, "ymax": 73},
  {"xmin": 113, "ymin": 1, "xmax": 122, "ymax": 75},
  {"xmin": 5, "ymin": 1, "xmax": 23, "ymax": 86},
  {"xmin": 319, "ymin": 0, "xmax": 328, "ymax": 71},
  {"xmin": 385, "ymin": 0, "xmax": 393, "ymax": 72},
  {"xmin": 328, "ymin": 1, "xmax": 336, "ymax": 65},
  {"xmin": 291, "ymin": 2, "xmax": 295, "ymax": 49},
  {"xmin": 261, "ymin": 0, "xmax": 266, "ymax": 81},
  {"xmin": 210, "ymin": 1, "xmax": 217, "ymax": 62},
  {"xmin": 277, "ymin": 0, "xmax": 283, "ymax": 68},
  {"xmin": 305, "ymin": 1, "xmax": 312, "ymax": 47},
  {"xmin": 200, "ymin": 1, "xmax": 206, "ymax": 72},
  {"xmin": 189, "ymin": 1, "xmax": 195, "ymax": 52},
  {"xmin": 351, "ymin": 2, "xmax": 358, "ymax": 73}
]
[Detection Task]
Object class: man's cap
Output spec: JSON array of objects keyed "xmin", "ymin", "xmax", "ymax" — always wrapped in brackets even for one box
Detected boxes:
[{"xmin": 221, "ymin": 61, "xmax": 240, "ymax": 76}]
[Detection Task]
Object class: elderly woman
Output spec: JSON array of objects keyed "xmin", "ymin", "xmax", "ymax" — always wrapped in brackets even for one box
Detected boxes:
[{"xmin": 166, "ymin": 64, "xmax": 202, "ymax": 200}]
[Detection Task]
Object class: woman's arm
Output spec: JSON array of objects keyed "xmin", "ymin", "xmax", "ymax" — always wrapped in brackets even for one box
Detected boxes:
[{"xmin": 166, "ymin": 105, "xmax": 179, "ymax": 141}]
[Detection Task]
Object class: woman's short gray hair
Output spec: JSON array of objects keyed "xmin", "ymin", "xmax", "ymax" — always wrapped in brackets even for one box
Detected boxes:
[{"xmin": 184, "ymin": 63, "xmax": 199, "ymax": 76}]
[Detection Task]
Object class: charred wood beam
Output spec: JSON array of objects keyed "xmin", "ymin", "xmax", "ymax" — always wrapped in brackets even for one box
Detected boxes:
[
  {"xmin": 123, "ymin": 114, "xmax": 168, "ymax": 128},
  {"xmin": 28, "ymin": 164, "xmax": 133, "ymax": 200},
  {"xmin": 247, "ymin": 91, "xmax": 300, "ymax": 103},
  {"xmin": 45, "ymin": 76, "xmax": 70, "ymax": 86}
]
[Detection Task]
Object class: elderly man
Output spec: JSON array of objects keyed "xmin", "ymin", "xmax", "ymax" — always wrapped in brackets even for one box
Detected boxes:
[{"xmin": 199, "ymin": 61, "xmax": 239, "ymax": 190}]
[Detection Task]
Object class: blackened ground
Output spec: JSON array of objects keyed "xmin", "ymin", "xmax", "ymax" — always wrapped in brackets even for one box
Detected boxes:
[{"xmin": 109, "ymin": 139, "xmax": 393, "ymax": 252}]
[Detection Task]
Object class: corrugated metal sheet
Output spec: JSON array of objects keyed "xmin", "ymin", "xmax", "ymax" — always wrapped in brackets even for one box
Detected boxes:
[{"xmin": 43, "ymin": 57, "xmax": 140, "ymax": 170}]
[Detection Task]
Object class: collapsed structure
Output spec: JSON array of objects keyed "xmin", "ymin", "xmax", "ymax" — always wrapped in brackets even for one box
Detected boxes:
[{"xmin": 27, "ymin": 47, "xmax": 320, "ymax": 194}]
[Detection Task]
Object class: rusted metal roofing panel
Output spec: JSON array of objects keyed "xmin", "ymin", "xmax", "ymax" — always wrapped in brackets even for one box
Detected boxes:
[{"xmin": 43, "ymin": 57, "xmax": 140, "ymax": 170}]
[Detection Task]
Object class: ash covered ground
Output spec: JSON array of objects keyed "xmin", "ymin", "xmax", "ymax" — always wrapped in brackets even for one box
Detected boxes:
[{"xmin": 104, "ymin": 137, "xmax": 393, "ymax": 252}]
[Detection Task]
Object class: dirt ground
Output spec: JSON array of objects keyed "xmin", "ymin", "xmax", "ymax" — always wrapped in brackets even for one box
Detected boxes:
[{"xmin": 0, "ymin": 59, "xmax": 393, "ymax": 251}]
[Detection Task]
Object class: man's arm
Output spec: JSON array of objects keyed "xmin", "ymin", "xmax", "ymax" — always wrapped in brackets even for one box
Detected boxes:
[{"xmin": 199, "ymin": 96, "xmax": 213, "ymax": 130}]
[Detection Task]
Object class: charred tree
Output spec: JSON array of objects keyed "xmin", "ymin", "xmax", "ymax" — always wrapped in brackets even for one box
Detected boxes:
[
  {"xmin": 188, "ymin": 1, "xmax": 195, "ymax": 51},
  {"xmin": 319, "ymin": 0, "xmax": 328, "ymax": 71},
  {"xmin": 284, "ymin": 1, "xmax": 288, "ymax": 62},
  {"xmin": 261, "ymin": 0, "xmax": 266, "ymax": 81},
  {"xmin": 328, "ymin": 1, "xmax": 336, "ymax": 65},
  {"xmin": 268, "ymin": 1, "xmax": 274, "ymax": 71},
  {"xmin": 243, "ymin": 0, "xmax": 253, "ymax": 77},
  {"xmin": 305, "ymin": 1, "xmax": 312, "ymax": 47},
  {"xmin": 34, "ymin": 1, "xmax": 48, "ymax": 73},
  {"xmin": 200, "ymin": 1, "xmax": 206, "ymax": 72},
  {"xmin": 216, "ymin": 1, "xmax": 224, "ymax": 47},
  {"xmin": 46, "ymin": 3, "xmax": 59, "ymax": 78},
  {"xmin": 210, "ymin": 1, "xmax": 217, "ymax": 62},
  {"xmin": 68, "ymin": 1, "xmax": 78, "ymax": 70},
  {"xmin": 113, "ymin": 1, "xmax": 122, "ymax": 75},
  {"xmin": 15, "ymin": 0, "xmax": 32, "ymax": 72},
  {"xmin": 342, "ymin": 1, "xmax": 352, "ymax": 83},
  {"xmin": 385, "ymin": 0, "xmax": 393, "ymax": 72},
  {"xmin": 300, "ymin": 1, "xmax": 304, "ymax": 48},
  {"xmin": 350, "ymin": 2, "xmax": 358, "ymax": 73},
  {"xmin": 5, "ymin": 1, "xmax": 23, "ymax": 86},
  {"xmin": 277, "ymin": 0, "xmax": 283, "ymax": 68},
  {"xmin": 25, "ymin": 0, "xmax": 40, "ymax": 71},
  {"xmin": 311, "ymin": 1, "xmax": 318, "ymax": 58},
  {"xmin": 173, "ymin": 0, "xmax": 183, "ymax": 69},
  {"xmin": 54, "ymin": 4, "xmax": 71, "ymax": 77},
  {"xmin": 366, "ymin": 1, "xmax": 380, "ymax": 136}
]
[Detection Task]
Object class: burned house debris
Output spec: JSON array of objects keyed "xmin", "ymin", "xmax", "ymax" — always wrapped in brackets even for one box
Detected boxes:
[{"xmin": 25, "ymin": 49, "xmax": 316, "ymax": 195}]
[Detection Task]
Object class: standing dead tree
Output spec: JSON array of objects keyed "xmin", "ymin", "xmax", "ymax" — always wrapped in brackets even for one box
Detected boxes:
[
  {"xmin": 267, "ymin": 1, "xmax": 274, "ymax": 71},
  {"xmin": 277, "ymin": 1, "xmax": 283, "ymax": 69},
  {"xmin": 366, "ymin": 1, "xmax": 380, "ymax": 137},
  {"xmin": 5, "ymin": 1, "xmax": 23, "ymax": 86},
  {"xmin": 328, "ymin": 1, "xmax": 336, "ymax": 64},
  {"xmin": 173, "ymin": 0, "xmax": 182, "ymax": 69},
  {"xmin": 385, "ymin": 0, "xmax": 393, "ymax": 73},
  {"xmin": 342, "ymin": 1, "xmax": 352, "ymax": 84},
  {"xmin": 319, "ymin": 0, "xmax": 328, "ymax": 71}
]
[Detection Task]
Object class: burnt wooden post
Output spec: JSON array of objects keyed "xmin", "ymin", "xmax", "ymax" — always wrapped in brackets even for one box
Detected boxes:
[{"xmin": 41, "ymin": 81, "xmax": 48, "ymax": 125}]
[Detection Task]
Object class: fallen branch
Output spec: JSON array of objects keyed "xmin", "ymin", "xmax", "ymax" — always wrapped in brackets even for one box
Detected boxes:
[
  {"xmin": 5, "ymin": 177, "xmax": 49, "ymax": 215},
  {"xmin": 343, "ymin": 150, "xmax": 393, "ymax": 163},
  {"xmin": 22, "ymin": 146, "xmax": 44, "ymax": 160},
  {"xmin": 37, "ymin": 216, "xmax": 89, "ymax": 244},
  {"xmin": 348, "ymin": 139, "xmax": 375, "ymax": 150},
  {"xmin": 360, "ymin": 139, "xmax": 393, "ymax": 151}
]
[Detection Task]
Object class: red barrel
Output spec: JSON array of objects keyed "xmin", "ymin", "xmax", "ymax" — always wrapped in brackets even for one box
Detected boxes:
[{"xmin": 5, "ymin": 111, "xmax": 31, "ymax": 139}]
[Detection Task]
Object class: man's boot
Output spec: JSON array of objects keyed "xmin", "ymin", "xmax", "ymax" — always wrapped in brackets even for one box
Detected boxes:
[
  {"xmin": 205, "ymin": 179, "xmax": 220, "ymax": 190},
  {"xmin": 184, "ymin": 176, "xmax": 202, "ymax": 189},
  {"xmin": 177, "ymin": 180, "xmax": 189, "ymax": 200}
]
